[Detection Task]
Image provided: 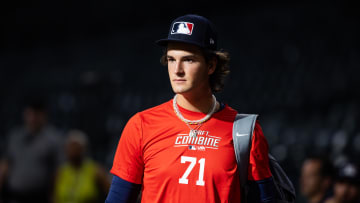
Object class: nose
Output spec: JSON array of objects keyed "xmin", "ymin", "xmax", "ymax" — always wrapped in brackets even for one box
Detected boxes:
[{"xmin": 174, "ymin": 61, "xmax": 184, "ymax": 76}]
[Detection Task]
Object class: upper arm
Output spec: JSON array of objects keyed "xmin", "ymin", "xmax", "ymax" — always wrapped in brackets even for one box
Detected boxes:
[
  {"xmin": 110, "ymin": 114, "xmax": 144, "ymax": 184},
  {"xmin": 248, "ymin": 121, "xmax": 272, "ymax": 181}
]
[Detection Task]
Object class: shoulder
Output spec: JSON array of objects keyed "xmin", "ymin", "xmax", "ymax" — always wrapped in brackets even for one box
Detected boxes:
[
  {"xmin": 42, "ymin": 125, "xmax": 63, "ymax": 143},
  {"xmin": 122, "ymin": 100, "xmax": 173, "ymax": 131},
  {"xmin": 4, "ymin": 127, "xmax": 26, "ymax": 155},
  {"xmin": 213, "ymin": 103, "xmax": 238, "ymax": 122},
  {"xmin": 57, "ymin": 162, "xmax": 72, "ymax": 172},
  {"xmin": 222, "ymin": 104, "xmax": 238, "ymax": 114},
  {"xmin": 136, "ymin": 100, "xmax": 173, "ymax": 121},
  {"xmin": 139, "ymin": 100, "xmax": 172, "ymax": 114},
  {"xmin": 251, "ymin": 118, "xmax": 269, "ymax": 153},
  {"xmin": 253, "ymin": 118, "xmax": 266, "ymax": 140},
  {"xmin": 7, "ymin": 126, "xmax": 26, "ymax": 140},
  {"xmin": 44, "ymin": 125, "xmax": 62, "ymax": 136}
]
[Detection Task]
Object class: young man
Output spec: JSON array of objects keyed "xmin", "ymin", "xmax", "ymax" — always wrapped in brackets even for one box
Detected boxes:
[{"xmin": 106, "ymin": 14, "xmax": 274, "ymax": 203}]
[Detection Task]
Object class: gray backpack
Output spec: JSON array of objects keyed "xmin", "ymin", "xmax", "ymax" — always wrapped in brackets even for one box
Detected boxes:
[{"xmin": 232, "ymin": 114, "xmax": 296, "ymax": 203}]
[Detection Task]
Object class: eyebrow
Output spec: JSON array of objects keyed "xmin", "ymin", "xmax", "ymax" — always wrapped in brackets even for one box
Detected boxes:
[{"xmin": 166, "ymin": 54, "xmax": 197, "ymax": 58}]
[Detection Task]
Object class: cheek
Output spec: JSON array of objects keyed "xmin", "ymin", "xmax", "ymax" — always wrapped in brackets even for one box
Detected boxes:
[
  {"xmin": 168, "ymin": 65, "xmax": 174, "ymax": 77},
  {"xmin": 191, "ymin": 65, "xmax": 209, "ymax": 78},
  {"xmin": 167, "ymin": 64, "xmax": 172, "ymax": 72},
  {"xmin": 188, "ymin": 70, "xmax": 204, "ymax": 84}
]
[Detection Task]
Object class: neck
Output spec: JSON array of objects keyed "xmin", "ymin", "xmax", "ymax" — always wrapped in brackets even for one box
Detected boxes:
[
  {"xmin": 70, "ymin": 158, "xmax": 84, "ymax": 169},
  {"xmin": 175, "ymin": 91, "xmax": 218, "ymax": 113}
]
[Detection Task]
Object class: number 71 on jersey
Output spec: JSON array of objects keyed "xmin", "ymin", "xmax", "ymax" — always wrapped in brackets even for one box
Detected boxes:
[{"xmin": 179, "ymin": 156, "xmax": 205, "ymax": 186}]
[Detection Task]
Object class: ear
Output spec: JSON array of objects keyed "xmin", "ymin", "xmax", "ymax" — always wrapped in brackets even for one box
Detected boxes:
[{"xmin": 208, "ymin": 57, "xmax": 217, "ymax": 75}]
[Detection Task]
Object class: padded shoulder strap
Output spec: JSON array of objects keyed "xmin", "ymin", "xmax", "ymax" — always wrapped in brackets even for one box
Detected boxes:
[{"xmin": 232, "ymin": 114, "xmax": 258, "ymax": 188}]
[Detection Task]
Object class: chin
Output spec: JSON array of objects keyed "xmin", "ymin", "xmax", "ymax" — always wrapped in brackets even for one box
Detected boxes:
[
  {"xmin": 173, "ymin": 90, "xmax": 187, "ymax": 94},
  {"xmin": 171, "ymin": 86, "xmax": 191, "ymax": 94}
]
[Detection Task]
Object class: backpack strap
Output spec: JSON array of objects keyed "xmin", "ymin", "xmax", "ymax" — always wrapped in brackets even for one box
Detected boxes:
[
  {"xmin": 233, "ymin": 114, "xmax": 296, "ymax": 203},
  {"xmin": 232, "ymin": 114, "xmax": 258, "ymax": 188}
]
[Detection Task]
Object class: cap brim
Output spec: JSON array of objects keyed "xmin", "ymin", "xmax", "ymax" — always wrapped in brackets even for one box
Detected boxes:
[{"xmin": 155, "ymin": 38, "xmax": 205, "ymax": 49}]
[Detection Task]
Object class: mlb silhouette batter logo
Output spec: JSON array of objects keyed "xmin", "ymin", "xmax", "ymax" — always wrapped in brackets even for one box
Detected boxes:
[{"xmin": 171, "ymin": 22, "xmax": 194, "ymax": 35}]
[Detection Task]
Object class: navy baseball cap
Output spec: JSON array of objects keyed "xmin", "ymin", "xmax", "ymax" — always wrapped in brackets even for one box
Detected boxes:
[{"xmin": 156, "ymin": 14, "xmax": 218, "ymax": 50}]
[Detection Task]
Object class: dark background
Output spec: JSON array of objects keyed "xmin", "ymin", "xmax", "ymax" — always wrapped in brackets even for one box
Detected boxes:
[{"xmin": 1, "ymin": 1, "xmax": 359, "ymax": 201}]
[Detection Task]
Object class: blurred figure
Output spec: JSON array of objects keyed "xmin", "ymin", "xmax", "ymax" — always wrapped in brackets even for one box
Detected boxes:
[
  {"xmin": 0, "ymin": 158, "xmax": 9, "ymax": 203},
  {"xmin": 300, "ymin": 156, "xmax": 334, "ymax": 203},
  {"xmin": 54, "ymin": 129, "xmax": 110, "ymax": 203},
  {"xmin": 0, "ymin": 97, "xmax": 63, "ymax": 203},
  {"xmin": 325, "ymin": 162, "xmax": 360, "ymax": 203}
]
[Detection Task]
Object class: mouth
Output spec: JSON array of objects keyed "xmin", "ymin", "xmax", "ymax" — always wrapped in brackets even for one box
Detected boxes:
[{"xmin": 173, "ymin": 79, "xmax": 186, "ymax": 82}]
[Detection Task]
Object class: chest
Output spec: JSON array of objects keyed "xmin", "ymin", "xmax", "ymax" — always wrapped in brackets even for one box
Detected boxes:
[
  {"xmin": 141, "ymin": 119, "xmax": 237, "ymax": 185},
  {"xmin": 10, "ymin": 134, "xmax": 54, "ymax": 164}
]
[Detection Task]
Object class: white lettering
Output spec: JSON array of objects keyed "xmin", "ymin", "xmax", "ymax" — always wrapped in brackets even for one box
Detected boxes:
[
  {"xmin": 174, "ymin": 131, "xmax": 221, "ymax": 150},
  {"xmin": 175, "ymin": 136, "xmax": 182, "ymax": 144},
  {"xmin": 197, "ymin": 137, "xmax": 204, "ymax": 145},
  {"xmin": 182, "ymin": 136, "xmax": 189, "ymax": 144},
  {"xmin": 213, "ymin": 139, "xmax": 220, "ymax": 147},
  {"xmin": 206, "ymin": 138, "xmax": 214, "ymax": 146}
]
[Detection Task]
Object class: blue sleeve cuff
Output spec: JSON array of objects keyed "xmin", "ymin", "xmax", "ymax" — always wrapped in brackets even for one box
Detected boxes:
[
  {"xmin": 105, "ymin": 175, "xmax": 141, "ymax": 203},
  {"xmin": 257, "ymin": 177, "xmax": 276, "ymax": 203}
]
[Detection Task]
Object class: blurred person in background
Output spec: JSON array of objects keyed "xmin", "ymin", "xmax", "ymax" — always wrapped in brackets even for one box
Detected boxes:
[
  {"xmin": 54, "ymin": 129, "xmax": 110, "ymax": 203},
  {"xmin": 0, "ymin": 158, "xmax": 9, "ymax": 203},
  {"xmin": 325, "ymin": 161, "xmax": 360, "ymax": 203},
  {"xmin": 0, "ymin": 96, "xmax": 64, "ymax": 203},
  {"xmin": 300, "ymin": 156, "xmax": 334, "ymax": 203}
]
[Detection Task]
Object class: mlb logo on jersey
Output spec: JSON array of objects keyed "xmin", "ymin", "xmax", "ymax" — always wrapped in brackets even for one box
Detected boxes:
[{"xmin": 171, "ymin": 22, "xmax": 194, "ymax": 35}]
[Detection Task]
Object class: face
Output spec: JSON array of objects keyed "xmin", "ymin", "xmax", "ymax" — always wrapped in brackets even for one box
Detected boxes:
[
  {"xmin": 24, "ymin": 107, "xmax": 47, "ymax": 133},
  {"xmin": 66, "ymin": 140, "xmax": 85, "ymax": 165},
  {"xmin": 334, "ymin": 181, "xmax": 360, "ymax": 203},
  {"xmin": 166, "ymin": 42, "xmax": 215, "ymax": 95},
  {"xmin": 300, "ymin": 160, "xmax": 325, "ymax": 197}
]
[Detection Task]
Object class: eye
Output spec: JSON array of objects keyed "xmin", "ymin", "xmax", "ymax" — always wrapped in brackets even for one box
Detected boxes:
[
  {"xmin": 167, "ymin": 57, "xmax": 176, "ymax": 63},
  {"xmin": 184, "ymin": 58, "xmax": 194, "ymax": 63}
]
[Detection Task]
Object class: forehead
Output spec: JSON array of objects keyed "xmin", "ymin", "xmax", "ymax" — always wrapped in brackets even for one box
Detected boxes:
[{"xmin": 167, "ymin": 42, "xmax": 203, "ymax": 56}]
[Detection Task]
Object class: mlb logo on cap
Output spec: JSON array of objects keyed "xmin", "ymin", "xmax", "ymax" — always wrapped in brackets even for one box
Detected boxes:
[
  {"xmin": 171, "ymin": 22, "xmax": 194, "ymax": 35},
  {"xmin": 156, "ymin": 14, "xmax": 218, "ymax": 50}
]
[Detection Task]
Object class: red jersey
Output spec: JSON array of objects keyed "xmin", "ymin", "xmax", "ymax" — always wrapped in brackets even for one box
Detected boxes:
[{"xmin": 111, "ymin": 100, "xmax": 271, "ymax": 203}]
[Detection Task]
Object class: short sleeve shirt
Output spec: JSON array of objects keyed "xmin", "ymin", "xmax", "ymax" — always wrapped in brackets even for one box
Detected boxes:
[{"xmin": 111, "ymin": 100, "xmax": 271, "ymax": 203}]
